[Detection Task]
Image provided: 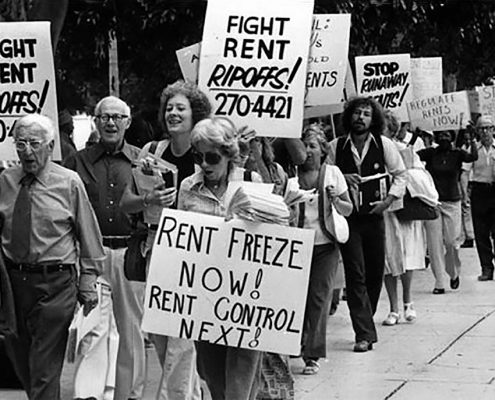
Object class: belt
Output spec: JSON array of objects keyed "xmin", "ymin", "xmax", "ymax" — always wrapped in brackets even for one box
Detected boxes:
[
  {"xmin": 103, "ymin": 236, "xmax": 130, "ymax": 249},
  {"xmin": 471, "ymin": 181, "xmax": 493, "ymax": 188},
  {"xmin": 5, "ymin": 258, "xmax": 74, "ymax": 273}
]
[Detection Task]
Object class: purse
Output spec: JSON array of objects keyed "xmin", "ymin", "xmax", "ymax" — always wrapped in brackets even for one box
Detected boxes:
[
  {"xmin": 394, "ymin": 189, "xmax": 439, "ymax": 221},
  {"xmin": 123, "ymin": 223, "xmax": 148, "ymax": 282}
]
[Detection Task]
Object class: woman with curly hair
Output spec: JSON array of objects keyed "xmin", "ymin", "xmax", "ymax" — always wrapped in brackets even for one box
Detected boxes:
[{"xmin": 120, "ymin": 79, "xmax": 211, "ymax": 399}]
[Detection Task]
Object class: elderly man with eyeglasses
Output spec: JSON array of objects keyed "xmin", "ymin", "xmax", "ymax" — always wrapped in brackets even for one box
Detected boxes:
[
  {"xmin": 64, "ymin": 96, "xmax": 146, "ymax": 400},
  {"xmin": 469, "ymin": 115, "xmax": 495, "ymax": 281},
  {"xmin": 0, "ymin": 113, "xmax": 105, "ymax": 400}
]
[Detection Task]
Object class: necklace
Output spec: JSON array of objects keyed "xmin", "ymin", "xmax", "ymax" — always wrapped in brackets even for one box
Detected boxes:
[{"xmin": 206, "ymin": 177, "xmax": 226, "ymax": 191}]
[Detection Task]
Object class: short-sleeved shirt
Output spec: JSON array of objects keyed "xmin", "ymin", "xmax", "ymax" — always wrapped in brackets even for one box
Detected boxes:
[
  {"xmin": 417, "ymin": 147, "xmax": 476, "ymax": 201},
  {"xmin": 64, "ymin": 141, "xmax": 141, "ymax": 236},
  {"xmin": 301, "ymin": 165, "xmax": 347, "ymax": 245}
]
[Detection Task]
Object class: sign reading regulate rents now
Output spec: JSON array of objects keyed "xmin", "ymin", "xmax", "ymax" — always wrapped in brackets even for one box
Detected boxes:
[
  {"xmin": 407, "ymin": 91, "xmax": 470, "ymax": 131},
  {"xmin": 142, "ymin": 209, "xmax": 314, "ymax": 355},
  {"xmin": 198, "ymin": 0, "xmax": 314, "ymax": 138},
  {"xmin": 0, "ymin": 22, "xmax": 61, "ymax": 160}
]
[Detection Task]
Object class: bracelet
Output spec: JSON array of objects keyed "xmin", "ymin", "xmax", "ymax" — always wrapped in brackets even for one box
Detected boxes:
[{"xmin": 143, "ymin": 193, "xmax": 150, "ymax": 208}]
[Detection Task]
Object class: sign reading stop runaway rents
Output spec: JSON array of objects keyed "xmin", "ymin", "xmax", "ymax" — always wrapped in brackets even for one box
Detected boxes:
[
  {"xmin": 142, "ymin": 209, "xmax": 314, "ymax": 355},
  {"xmin": 355, "ymin": 53, "xmax": 412, "ymax": 122},
  {"xmin": 198, "ymin": 0, "xmax": 314, "ymax": 138},
  {"xmin": 0, "ymin": 22, "xmax": 61, "ymax": 161}
]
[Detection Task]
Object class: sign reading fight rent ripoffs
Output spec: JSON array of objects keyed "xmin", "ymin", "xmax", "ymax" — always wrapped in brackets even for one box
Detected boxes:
[
  {"xmin": 355, "ymin": 54, "xmax": 412, "ymax": 122},
  {"xmin": 407, "ymin": 91, "xmax": 470, "ymax": 131},
  {"xmin": 305, "ymin": 14, "xmax": 350, "ymax": 107},
  {"xmin": 0, "ymin": 22, "xmax": 61, "ymax": 161},
  {"xmin": 142, "ymin": 209, "xmax": 314, "ymax": 355},
  {"xmin": 198, "ymin": 0, "xmax": 314, "ymax": 138}
]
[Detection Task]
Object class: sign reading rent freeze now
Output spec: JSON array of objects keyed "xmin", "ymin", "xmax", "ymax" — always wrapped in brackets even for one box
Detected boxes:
[{"xmin": 142, "ymin": 209, "xmax": 314, "ymax": 355}]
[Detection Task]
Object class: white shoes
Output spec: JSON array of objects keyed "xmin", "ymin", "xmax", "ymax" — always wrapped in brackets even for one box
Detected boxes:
[
  {"xmin": 382, "ymin": 312, "xmax": 400, "ymax": 326},
  {"xmin": 404, "ymin": 303, "xmax": 417, "ymax": 322},
  {"xmin": 382, "ymin": 304, "xmax": 417, "ymax": 326}
]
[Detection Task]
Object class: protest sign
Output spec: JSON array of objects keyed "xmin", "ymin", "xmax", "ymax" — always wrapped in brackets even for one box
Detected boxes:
[
  {"xmin": 355, "ymin": 53, "xmax": 412, "ymax": 121},
  {"xmin": 0, "ymin": 22, "xmax": 60, "ymax": 160},
  {"xmin": 176, "ymin": 42, "xmax": 201, "ymax": 84},
  {"xmin": 304, "ymin": 61, "xmax": 356, "ymax": 118},
  {"xmin": 410, "ymin": 57, "xmax": 442, "ymax": 100},
  {"xmin": 476, "ymin": 85, "xmax": 495, "ymax": 120},
  {"xmin": 142, "ymin": 208, "xmax": 314, "ymax": 355},
  {"xmin": 198, "ymin": 0, "xmax": 314, "ymax": 138},
  {"xmin": 305, "ymin": 14, "xmax": 350, "ymax": 107},
  {"xmin": 407, "ymin": 91, "xmax": 470, "ymax": 131},
  {"xmin": 467, "ymin": 90, "xmax": 481, "ymax": 115}
]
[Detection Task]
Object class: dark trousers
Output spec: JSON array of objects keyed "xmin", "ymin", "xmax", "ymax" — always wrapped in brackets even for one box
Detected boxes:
[
  {"xmin": 340, "ymin": 215, "xmax": 385, "ymax": 343},
  {"xmin": 471, "ymin": 184, "xmax": 495, "ymax": 273},
  {"xmin": 5, "ymin": 267, "xmax": 77, "ymax": 400},
  {"xmin": 196, "ymin": 342, "xmax": 261, "ymax": 400},
  {"xmin": 302, "ymin": 243, "xmax": 339, "ymax": 359}
]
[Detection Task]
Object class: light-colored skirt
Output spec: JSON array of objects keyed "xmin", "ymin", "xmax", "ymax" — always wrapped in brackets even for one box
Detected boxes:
[{"xmin": 384, "ymin": 211, "xmax": 427, "ymax": 276}]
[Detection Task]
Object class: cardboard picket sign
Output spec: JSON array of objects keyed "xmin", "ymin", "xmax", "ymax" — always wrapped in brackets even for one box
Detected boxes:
[
  {"xmin": 407, "ymin": 91, "xmax": 470, "ymax": 131},
  {"xmin": 303, "ymin": 61, "xmax": 356, "ymax": 118},
  {"xmin": 467, "ymin": 90, "xmax": 481, "ymax": 114},
  {"xmin": 476, "ymin": 85, "xmax": 495, "ymax": 121},
  {"xmin": 355, "ymin": 53, "xmax": 412, "ymax": 122},
  {"xmin": 305, "ymin": 14, "xmax": 350, "ymax": 107},
  {"xmin": 198, "ymin": 0, "xmax": 314, "ymax": 138},
  {"xmin": 142, "ymin": 208, "xmax": 314, "ymax": 355},
  {"xmin": 176, "ymin": 43, "xmax": 201, "ymax": 84},
  {"xmin": 0, "ymin": 22, "xmax": 61, "ymax": 161},
  {"xmin": 410, "ymin": 57, "xmax": 443, "ymax": 100}
]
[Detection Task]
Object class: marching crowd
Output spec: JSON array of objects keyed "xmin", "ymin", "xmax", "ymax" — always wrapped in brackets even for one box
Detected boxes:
[{"xmin": 1, "ymin": 78, "xmax": 495, "ymax": 400}]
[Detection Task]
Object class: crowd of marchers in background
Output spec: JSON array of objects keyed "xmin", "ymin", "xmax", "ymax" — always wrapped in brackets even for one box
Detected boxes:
[{"xmin": 1, "ymin": 76, "xmax": 495, "ymax": 400}]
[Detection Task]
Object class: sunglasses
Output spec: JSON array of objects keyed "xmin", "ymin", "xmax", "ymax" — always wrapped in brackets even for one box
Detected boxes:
[{"xmin": 192, "ymin": 150, "xmax": 223, "ymax": 165}]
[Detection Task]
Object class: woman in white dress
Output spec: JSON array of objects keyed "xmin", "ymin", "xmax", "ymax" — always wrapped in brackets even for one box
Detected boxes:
[{"xmin": 381, "ymin": 114, "xmax": 430, "ymax": 325}]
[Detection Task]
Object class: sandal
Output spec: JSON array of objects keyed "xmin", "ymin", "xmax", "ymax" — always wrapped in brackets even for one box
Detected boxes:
[
  {"xmin": 382, "ymin": 312, "xmax": 400, "ymax": 326},
  {"xmin": 302, "ymin": 359, "xmax": 320, "ymax": 375}
]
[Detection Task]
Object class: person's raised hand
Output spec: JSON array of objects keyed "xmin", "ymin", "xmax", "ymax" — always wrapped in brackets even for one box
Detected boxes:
[{"xmin": 238, "ymin": 126, "xmax": 257, "ymax": 157}]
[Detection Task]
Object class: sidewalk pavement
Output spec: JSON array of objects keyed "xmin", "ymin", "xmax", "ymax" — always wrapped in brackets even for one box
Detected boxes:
[{"xmin": 1, "ymin": 246, "xmax": 494, "ymax": 400}]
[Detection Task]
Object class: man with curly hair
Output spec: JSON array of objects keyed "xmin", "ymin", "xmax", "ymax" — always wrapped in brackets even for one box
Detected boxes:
[{"xmin": 326, "ymin": 96, "xmax": 406, "ymax": 353}]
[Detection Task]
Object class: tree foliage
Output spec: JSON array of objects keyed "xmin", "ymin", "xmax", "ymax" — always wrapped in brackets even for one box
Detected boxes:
[{"xmin": 4, "ymin": 0, "xmax": 494, "ymax": 116}]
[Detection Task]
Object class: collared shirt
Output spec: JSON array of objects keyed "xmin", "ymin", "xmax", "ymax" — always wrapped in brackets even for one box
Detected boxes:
[
  {"xmin": 326, "ymin": 133, "xmax": 407, "ymax": 200},
  {"xmin": 0, "ymin": 162, "xmax": 105, "ymax": 275},
  {"xmin": 470, "ymin": 143, "xmax": 495, "ymax": 183},
  {"xmin": 178, "ymin": 167, "xmax": 262, "ymax": 217},
  {"xmin": 64, "ymin": 141, "xmax": 141, "ymax": 236}
]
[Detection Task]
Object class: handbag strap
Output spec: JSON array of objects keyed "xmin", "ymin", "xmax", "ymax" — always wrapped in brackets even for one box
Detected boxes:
[
  {"xmin": 149, "ymin": 140, "xmax": 159, "ymax": 155},
  {"xmin": 318, "ymin": 165, "xmax": 335, "ymax": 242}
]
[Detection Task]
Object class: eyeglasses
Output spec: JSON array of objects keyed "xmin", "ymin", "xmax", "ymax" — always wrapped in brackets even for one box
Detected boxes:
[
  {"xmin": 15, "ymin": 140, "xmax": 45, "ymax": 152},
  {"xmin": 478, "ymin": 126, "xmax": 495, "ymax": 132},
  {"xmin": 192, "ymin": 151, "xmax": 223, "ymax": 165},
  {"xmin": 96, "ymin": 114, "xmax": 129, "ymax": 123}
]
